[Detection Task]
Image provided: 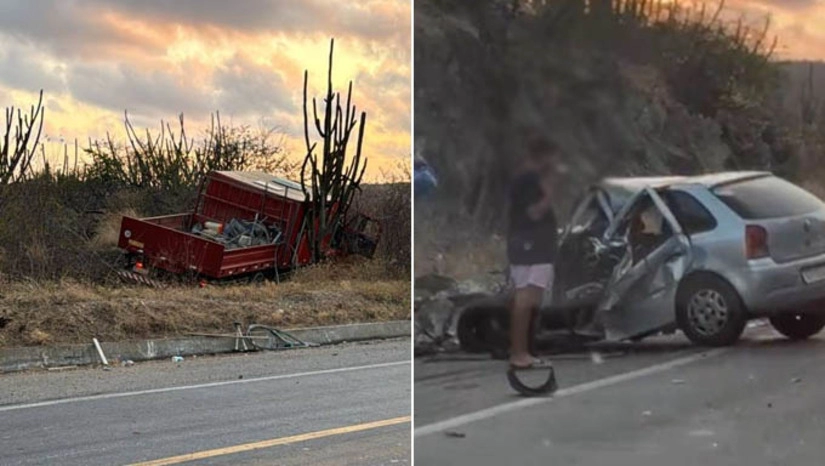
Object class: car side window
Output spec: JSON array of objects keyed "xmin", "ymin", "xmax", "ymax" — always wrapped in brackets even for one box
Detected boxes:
[
  {"xmin": 570, "ymin": 198, "xmax": 608, "ymax": 234},
  {"xmin": 661, "ymin": 191, "xmax": 717, "ymax": 235}
]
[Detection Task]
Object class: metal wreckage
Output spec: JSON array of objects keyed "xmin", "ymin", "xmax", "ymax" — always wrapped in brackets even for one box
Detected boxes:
[{"xmin": 456, "ymin": 171, "xmax": 825, "ymax": 353}]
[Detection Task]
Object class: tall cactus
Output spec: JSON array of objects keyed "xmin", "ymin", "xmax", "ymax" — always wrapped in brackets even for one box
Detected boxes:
[
  {"xmin": 300, "ymin": 39, "xmax": 368, "ymax": 262},
  {"xmin": 1, "ymin": 90, "xmax": 44, "ymax": 184}
]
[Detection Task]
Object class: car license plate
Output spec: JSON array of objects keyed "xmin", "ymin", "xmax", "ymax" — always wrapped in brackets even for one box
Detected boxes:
[{"xmin": 802, "ymin": 264, "xmax": 825, "ymax": 284}]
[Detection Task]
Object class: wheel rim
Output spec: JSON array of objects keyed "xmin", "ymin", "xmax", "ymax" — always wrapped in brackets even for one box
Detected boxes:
[{"xmin": 686, "ymin": 289, "xmax": 729, "ymax": 337}]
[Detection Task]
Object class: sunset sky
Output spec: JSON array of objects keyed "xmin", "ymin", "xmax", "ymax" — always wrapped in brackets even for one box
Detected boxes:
[
  {"xmin": 718, "ymin": 0, "xmax": 825, "ymax": 61},
  {"xmin": 0, "ymin": 0, "xmax": 410, "ymax": 180},
  {"xmin": 0, "ymin": 1, "xmax": 821, "ymax": 182}
]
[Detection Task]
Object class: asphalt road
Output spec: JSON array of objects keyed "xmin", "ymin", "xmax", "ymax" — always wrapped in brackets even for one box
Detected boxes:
[
  {"xmin": 0, "ymin": 338, "xmax": 411, "ymax": 465},
  {"xmin": 415, "ymin": 324, "xmax": 825, "ymax": 465}
]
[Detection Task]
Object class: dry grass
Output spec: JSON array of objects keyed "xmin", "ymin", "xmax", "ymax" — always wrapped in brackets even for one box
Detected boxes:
[
  {"xmin": 0, "ymin": 259, "xmax": 409, "ymax": 348},
  {"xmin": 414, "ymin": 202, "xmax": 506, "ymax": 280},
  {"xmin": 92, "ymin": 208, "xmax": 141, "ymax": 249},
  {"xmin": 414, "ymin": 233, "xmax": 505, "ymax": 280}
]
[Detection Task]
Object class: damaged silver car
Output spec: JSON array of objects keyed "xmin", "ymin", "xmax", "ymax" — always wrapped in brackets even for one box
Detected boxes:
[{"xmin": 458, "ymin": 171, "xmax": 825, "ymax": 350}]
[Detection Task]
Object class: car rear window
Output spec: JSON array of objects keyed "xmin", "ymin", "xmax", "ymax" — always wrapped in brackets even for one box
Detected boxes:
[{"xmin": 713, "ymin": 176, "xmax": 824, "ymax": 219}]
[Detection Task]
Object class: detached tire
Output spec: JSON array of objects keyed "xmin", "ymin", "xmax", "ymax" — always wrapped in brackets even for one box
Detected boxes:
[
  {"xmin": 769, "ymin": 313, "xmax": 825, "ymax": 340},
  {"xmin": 676, "ymin": 275, "xmax": 747, "ymax": 347},
  {"xmin": 457, "ymin": 303, "xmax": 509, "ymax": 353}
]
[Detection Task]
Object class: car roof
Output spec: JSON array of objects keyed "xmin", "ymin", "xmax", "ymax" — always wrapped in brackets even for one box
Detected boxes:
[{"xmin": 596, "ymin": 171, "xmax": 772, "ymax": 212}]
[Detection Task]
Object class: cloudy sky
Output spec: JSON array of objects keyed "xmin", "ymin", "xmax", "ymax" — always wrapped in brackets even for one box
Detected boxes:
[{"xmin": 0, "ymin": 0, "xmax": 410, "ymax": 180}]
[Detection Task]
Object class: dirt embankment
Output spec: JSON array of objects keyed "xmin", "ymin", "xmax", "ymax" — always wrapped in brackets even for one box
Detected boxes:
[{"xmin": 0, "ymin": 258, "xmax": 409, "ymax": 348}]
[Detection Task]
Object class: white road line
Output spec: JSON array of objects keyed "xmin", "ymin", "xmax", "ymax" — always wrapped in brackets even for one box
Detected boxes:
[
  {"xmin": 414, "ymin": 349, "xmax": 726, "ymax": 437},
  {"xmin": 0, "ymin": 360, "xmax": 410, "ymax": 413}
]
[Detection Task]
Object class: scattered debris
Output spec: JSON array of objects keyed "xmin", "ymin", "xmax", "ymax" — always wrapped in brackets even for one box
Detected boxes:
[
  {"xmin": 122, "ymin": 360, "xmax": 135, "ymax": 367},
  {"xmin": 171, "ymin": 356, "xmax": 184, "ymax": 363},
  {"xmin": 445, "ymin": 431, "xmax": 466, "ymax": 438},
  {"xmin": 767, "ymin": 402, "xmax": 773, "ymax": 408},
  {"xmin": 791, "ymin": 377, "xmax": 802, "ymax": 384},
  {"xmin": 238, "ymin": 375, "xmax": 243, "ymax": 379},
  {"xmin": 92, "ymin": 338, "xmax": 109, "ymax": 366},
  {"xmin": 590, "ymin": 352, "xmax": 604, "ymax": 364},
  {"xmin": 642, "ymin": 410, "xmax": 652, "ymax": 417},
  {"xmin": 671, "ymin": 379, "xmax": 685, "ymax": 385},
  {"xmin": 46, "ymin": 365, "xmax": 78, "ymax": 372},
  {"xmin": 746, "ymin": 320, "xmax": 767, "ymax": 329}
]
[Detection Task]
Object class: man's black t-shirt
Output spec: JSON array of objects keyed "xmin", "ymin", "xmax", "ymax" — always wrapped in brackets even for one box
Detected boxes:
[{"xmin": 507, "ymin": 171, "xmax": 558, "ymax": 265}]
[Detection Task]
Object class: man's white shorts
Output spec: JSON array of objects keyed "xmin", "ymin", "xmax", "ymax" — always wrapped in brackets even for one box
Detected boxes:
[{"xmin": 510, "ymin": 264, "xmax": 554, "ymax": 290}]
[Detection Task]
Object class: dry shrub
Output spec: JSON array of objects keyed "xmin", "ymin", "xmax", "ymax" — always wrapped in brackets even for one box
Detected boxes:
[
  {"xmin": 292, "ymin": 255, "xmax": 402, "ymax": 283},
  {"xmin": 414, "ymin": 201, "xmax": 505, "ymax": 279},
  {"xmin": 351, "ymin": 181, "xmax": 411, "ymax": 273},
  {"xmin": 23, "ymin": 328, "xmax": 52, "ymax": 346},
  {"xmin": 92, "ymin": 208, "xmax": 140, "ymax": 249}
]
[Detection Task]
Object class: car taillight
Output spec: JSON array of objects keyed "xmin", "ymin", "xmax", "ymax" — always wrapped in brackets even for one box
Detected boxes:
[
  {"xmin": 746, "ymin": 225, "xmax": 770, "ymax": 259},
  {"xmin": 135, "ymin": 261, "xmax": 144, "ymax": 270}
]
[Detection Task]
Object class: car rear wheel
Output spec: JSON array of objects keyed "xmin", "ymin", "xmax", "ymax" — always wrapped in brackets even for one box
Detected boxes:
[
  {"xmin": 676, "ymin": 275, "xmax": 747, "ymax": 347},
  {"xmin": 769, "ymin": 313, "xmax": 825, "ymax": 340}
]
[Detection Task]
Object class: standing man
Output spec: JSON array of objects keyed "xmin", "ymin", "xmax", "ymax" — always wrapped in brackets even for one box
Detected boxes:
[{"xmin": 507, "ymin": 136, "xmax": 559, "ymax": 370}]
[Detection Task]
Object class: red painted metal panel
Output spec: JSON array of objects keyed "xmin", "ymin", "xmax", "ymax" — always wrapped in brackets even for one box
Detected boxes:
[
  {"xmin": 118, "ymin": 215, "xmax": 226, "ymax": 277},
  {"xmin": 117, "ymin": 171, "xmax": 321, "ymax": 280}
]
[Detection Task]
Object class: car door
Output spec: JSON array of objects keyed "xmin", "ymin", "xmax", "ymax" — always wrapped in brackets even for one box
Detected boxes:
[
  {"xmin": 597, "ymin": 187, "xmax": 693, "ymax": 340},
  {"xmin": 548, "ymin": 188, "xmax": 614, "ymax": 308}
]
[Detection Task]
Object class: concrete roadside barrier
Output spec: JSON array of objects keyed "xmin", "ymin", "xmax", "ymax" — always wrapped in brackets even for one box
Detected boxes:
[{"xmin": 0, "ymin": 320, "xmax": 410, "ymax": 373}]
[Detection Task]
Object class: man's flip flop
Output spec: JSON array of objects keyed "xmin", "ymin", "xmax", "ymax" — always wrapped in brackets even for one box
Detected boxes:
[
  {"xmin": 509, "ymin": 358, "xmax": 553, "ymax": 371},
  {"xmin": 507, "ymin": 359, "xmax": 558, "ymax": 397}
]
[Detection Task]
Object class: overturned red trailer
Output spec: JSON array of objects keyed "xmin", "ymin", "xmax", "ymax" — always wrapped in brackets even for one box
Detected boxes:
[{"xmin": 117, "ymin": 170, "xmax": 380, "ymax": 283}]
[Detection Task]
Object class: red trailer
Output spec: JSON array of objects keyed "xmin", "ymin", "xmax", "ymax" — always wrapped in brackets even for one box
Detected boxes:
[{"xmin": 117, "ymin": 171, "xmax": 380, "ymax": 283}]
